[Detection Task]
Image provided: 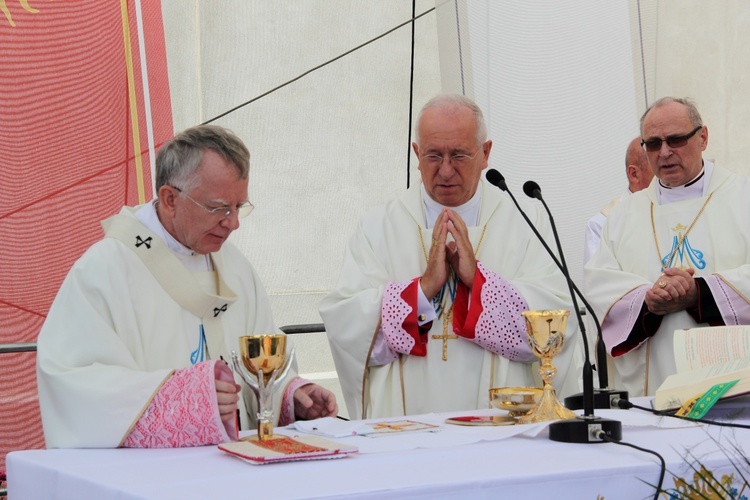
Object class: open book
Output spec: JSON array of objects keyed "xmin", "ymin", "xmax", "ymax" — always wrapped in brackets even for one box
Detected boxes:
[{"xmin": 654, "ymin": 325, "xmax": 750, "ymax": 411}]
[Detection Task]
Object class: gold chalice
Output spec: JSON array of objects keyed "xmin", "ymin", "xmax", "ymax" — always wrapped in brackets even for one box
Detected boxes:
[
  {"xmin": 518, "ymin": 310, "xmax": 576, "ymax": 424},
  {"xmin": 489, "ymin": 387, "xmax": 543, "ymax": 420},
  {"xmin": 231, "ymin": 334, "xmax": 294, "ymax": 440}
]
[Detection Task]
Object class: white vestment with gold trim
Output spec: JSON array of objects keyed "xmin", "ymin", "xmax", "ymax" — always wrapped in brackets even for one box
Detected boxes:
[
  {"xmin": 585, "ymin": 164, "xmax": 750, "ymax": 396},
  {"xmin": 320, "ymin": 179, "xmax": 578, "ymax": 420}
]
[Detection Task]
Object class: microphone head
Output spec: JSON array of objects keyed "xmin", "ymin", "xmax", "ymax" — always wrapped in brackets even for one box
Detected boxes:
[
  {"xmin": 523, "ymin": 180, "xmax": 542, "ymax": 200},
  {"xmin": 485, "ymin": 169, "xmax": 507, "ymax": 191}
]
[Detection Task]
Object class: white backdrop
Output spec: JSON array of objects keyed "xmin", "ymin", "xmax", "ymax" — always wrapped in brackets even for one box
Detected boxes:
[
  {"xmin": 436, "ymin": 0, "xmax": 638, "ymax": 285},
  {"xmin": 160, "ymin": 0, "xmax": 750, "ymax": 415}
]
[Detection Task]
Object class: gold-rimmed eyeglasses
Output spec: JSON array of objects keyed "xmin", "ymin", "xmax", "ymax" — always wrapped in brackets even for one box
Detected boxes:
[
  {"xmin": 420, "ymin": 149, "xmax": 481, "ymax": 168},
  {"xmin": 171, "ymin": 185, "xmax": 254, "ymax": 219}
]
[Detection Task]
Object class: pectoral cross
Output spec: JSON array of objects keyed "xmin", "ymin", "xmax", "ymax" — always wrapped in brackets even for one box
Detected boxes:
[{"xmin": 432, "ymin": 308, "xmax": 457, "ymax": 361}]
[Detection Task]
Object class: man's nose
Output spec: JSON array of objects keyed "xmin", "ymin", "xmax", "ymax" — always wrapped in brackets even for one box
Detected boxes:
[
  {"xmin": 438, "ymin": 156, "xmax": 456, "ymax": 175},
  {"xmin": 658, "ymin": 141, "xmax": 673, "ymax": 156},
  {"xmin": 221, "ymin": 211, "xmax": 241, "ymax": 230}
]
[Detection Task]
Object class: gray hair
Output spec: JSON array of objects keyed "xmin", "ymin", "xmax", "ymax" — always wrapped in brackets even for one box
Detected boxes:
[
  {"xmin": 640, "ymin": 97, "xmax": 704, "ymax": 131},
  {"xmin": 155, "ymin": 124, "xmax": 250, "ymax": 192},
  {"xmin": 415, "ymin": 94, "xmax": 488, "ymax": 146}
]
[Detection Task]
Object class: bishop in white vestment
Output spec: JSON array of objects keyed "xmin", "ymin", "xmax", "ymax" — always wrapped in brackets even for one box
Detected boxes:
[{"xmin": 37, "ymin": 125, "xmax": 337, "ymax": 448}]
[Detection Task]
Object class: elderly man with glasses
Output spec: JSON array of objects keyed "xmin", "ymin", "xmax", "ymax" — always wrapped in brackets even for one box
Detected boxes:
[
  {"xmin": 584, "ymin": 97, "xmax": 750, "ymax": 399},
  {"xmin": 320, "ymin": 94, "xmax": 577, "ymax": 420},
  {"xmin": 37, "ymin": 125, "xmax": 337, "ymax": 449}
]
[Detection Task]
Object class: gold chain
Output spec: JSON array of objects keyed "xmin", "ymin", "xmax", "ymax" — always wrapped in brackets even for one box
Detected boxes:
[{"xmin": 650, "ymin": 192, "xmax": 713, "ymax": 270}]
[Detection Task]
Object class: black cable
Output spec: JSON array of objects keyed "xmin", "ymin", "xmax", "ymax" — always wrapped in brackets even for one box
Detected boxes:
[
  {"xmin": 616, "ymin": 398, "xmax": 750, "ymax": 430},
  {"xmin": 406, "ymin": 0, "xmax": 417, "ymax": 189},
  {"xmin": 202, "ymin": 7, "xmax": 436, "ymax": 125},
  {"xmin": 597, "ymin": 432, "xmax": 666, "ymax": 500}
]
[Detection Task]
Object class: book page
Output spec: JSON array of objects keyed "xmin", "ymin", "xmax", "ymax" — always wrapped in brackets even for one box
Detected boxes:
[
  {"xmin": 655, "ymin": 356, "xmax": 750, "ymax": 410},
  {"xmin": 673, "ymin": 325, "xmax": 750, "ymax": 373}
]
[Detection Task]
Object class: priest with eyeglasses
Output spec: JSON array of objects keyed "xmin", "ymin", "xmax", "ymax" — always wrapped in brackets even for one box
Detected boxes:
[
  {"xmin": 584, "ymin": 97, "xmax": 750, "ymax": 397},
  {"xmin": 37, "ymin": 125, "xmax": 337, "ymax": 449},
  {"xmin": 320, "ymin": 94, "xmax": 577, "ymax": 420}
]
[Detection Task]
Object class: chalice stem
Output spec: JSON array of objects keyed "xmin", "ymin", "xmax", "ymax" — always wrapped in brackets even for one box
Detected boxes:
[
  {"xmin": 519, "ymin": 356, "xmax": 575, "ymax": 423},
  {"xmin": 256, "ymin": 373, "xmax": 274, "ymax": 440}
]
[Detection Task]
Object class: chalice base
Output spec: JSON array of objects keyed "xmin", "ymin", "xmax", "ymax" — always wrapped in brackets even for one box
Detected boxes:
[
  {"xmin": 243, "ymin": 434, "xmax": 286, "ymax": 442},
  {"xmin": 518, "ymin": 385, "xmax": 576, "ymax": 424},
  {"xmin": 257, "ymin": 420, "xmax": 274, "ymax": 440}
]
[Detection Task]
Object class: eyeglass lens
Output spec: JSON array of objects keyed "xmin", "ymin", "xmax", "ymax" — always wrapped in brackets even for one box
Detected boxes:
[{"xmin": 642, "ymin": 126, "xmax": 701, "ymax": 152}]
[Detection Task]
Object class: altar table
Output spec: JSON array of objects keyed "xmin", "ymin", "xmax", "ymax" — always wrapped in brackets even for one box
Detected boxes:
[{"xmin": 8, "ymin": 402, "xmax": 750, "ymax": 499}]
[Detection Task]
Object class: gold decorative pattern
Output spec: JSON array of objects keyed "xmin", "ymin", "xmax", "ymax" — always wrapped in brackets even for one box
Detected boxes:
[
  {"xmin": 1, "ymin": 0, "xmax": 40, "ymax": 27},
  {"xmin": 250, "ymin": 436, "xmax": 328, "ymax": 455},
  {"xmin": 664, "ymin": 466, "xmax": 738, "ymax": 499}
]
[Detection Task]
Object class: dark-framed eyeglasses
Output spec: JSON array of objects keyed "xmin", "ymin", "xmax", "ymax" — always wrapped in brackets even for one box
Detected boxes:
[
  {"xmin": 641, "ymin": 125, "xmax": 702, "ymax": 153},
  {"xmin": 420, "ymin": 149, "xmax": 481, "ymax": 168},
  {"xmin": 170, "ymin": 185, "xmax": 254, "ymax": 219}
]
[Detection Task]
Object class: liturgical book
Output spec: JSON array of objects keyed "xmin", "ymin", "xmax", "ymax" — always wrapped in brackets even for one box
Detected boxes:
[{"xmin": 654, "ymin": 325, "xmax": 750, "ymax": 411}]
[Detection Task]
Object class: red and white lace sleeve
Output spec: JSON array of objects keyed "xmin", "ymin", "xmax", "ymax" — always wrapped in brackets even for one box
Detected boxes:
[
  {"xmin": 453, "ymin": 262, "xmax": 534, "ymax": 361},
  {"xmin": 381, "ymin": 278, "xmax": 428, "ymax": 356}
]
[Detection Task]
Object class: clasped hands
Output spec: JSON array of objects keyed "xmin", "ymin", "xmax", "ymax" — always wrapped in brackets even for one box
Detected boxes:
[
  {"xmin": 645, "ymin": 266, "xmax": 698, "ymax": 315},
  {"xmin": 421, "ymin": 209, "xmax": 476, "ymax": 301}
]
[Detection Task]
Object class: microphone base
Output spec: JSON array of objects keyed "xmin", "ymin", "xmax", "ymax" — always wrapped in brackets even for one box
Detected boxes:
[
  {"xmin": 548, "ymin": 415, "xmax": 622, "ymax": 444},
  {"xmin": 564, "ymin": 389, "xmax": 629, "ymax": 411}
]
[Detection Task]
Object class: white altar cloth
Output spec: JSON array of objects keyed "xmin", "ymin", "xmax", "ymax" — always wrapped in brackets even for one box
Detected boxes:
[{"xmin": 8, "ymin": 402, "xmax": 750, "ymax": 499}]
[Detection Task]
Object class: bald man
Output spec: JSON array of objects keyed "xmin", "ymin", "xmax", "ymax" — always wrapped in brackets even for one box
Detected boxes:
[{"xmin": 583, "ymin": 137, "xmax": 654, "ymax": 265}]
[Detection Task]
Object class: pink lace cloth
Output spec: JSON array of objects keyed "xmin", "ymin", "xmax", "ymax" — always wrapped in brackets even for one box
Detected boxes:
[{"xmin": 123, "ymin": 360, "xmax": 237, "ymax": 448}]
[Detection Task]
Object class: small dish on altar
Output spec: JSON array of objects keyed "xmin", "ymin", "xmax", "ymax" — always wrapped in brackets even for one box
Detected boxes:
[
  {"xmin": 489, "ymin": 387, "xmax": 543, "ymax": 418},
  {"xmin": 444, "ymin": 415, "xmax": 516, "ymax": 426}
]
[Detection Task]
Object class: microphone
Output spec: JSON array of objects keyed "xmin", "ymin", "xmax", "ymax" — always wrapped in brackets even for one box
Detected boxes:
[
  {"xmin": 485, "ymin": 168, "xmax": 508, "ymax": 192},
  {"xmin": 486, "ymin": 169, "xmax": 621, "ymax": 443},
  {"xmin": 522, "ymin": 180, "xmax": 542, "ymax": 200},
  {"xmin": 518, "ymin": 180, "xmax": 628, "ymax": 412}
]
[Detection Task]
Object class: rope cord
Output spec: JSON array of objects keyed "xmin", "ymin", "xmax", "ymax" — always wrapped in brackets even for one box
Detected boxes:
[{"xmin": 201, "ymin": 7, "xmax": 436, "ymax": 126}]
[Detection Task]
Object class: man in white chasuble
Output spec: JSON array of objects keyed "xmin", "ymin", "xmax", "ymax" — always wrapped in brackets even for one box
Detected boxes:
[
  {"xmin": 37, "ymin": 125, "xmax": 337, "ymax": 449},
  {"xmin": 585, "ymin": 97, "xmax": 750, "ymax": 397},
  {"xmin": 320, "ymin": 94, "xmax": 577, "ymax": 420}
]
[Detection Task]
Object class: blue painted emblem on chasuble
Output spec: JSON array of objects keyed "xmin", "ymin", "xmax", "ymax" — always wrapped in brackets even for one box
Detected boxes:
[
  {"xmin": 661, "ymin": 223, "xmax": 706, "ymax": 271},
  {"xmin": 190, "ymin": 324, "xmax": 207, "ymax": 364}
]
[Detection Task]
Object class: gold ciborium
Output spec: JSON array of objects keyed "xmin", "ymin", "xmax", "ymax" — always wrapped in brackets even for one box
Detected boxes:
[
  {"xmin": 489, "ymin": 387, "xmax": 544, "ymax": 420},
  {"xmin": 231, "ymin": 334, "xmax": 294, "ymax": 440},
  {"xmin": 518, "ymin": 310, "xmax": 576, "ymax": 424}
]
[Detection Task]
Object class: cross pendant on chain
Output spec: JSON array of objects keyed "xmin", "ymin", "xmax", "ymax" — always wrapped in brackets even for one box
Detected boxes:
[{"xmin": 432, "ymin": 310, "xmax": 457, "ymax": 361}]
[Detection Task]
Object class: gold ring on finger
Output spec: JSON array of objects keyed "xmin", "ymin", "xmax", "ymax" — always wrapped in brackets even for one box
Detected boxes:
[
  {"xmin": 658, "ymin": 281, "xmax": 667, "ymax": 288},
  {"xmin": 432, "ymin": 238, "xmax": 438, "ymax": 247}
]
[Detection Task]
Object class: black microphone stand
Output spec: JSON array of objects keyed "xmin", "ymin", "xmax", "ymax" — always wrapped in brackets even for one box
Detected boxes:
[
  {"xmin": 523, "ymin": 183, "xmax": 629, "ymax": 413},
  {"xmin": 486, "ymin": 170, "xmax": 621, "ymax": 443}
]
